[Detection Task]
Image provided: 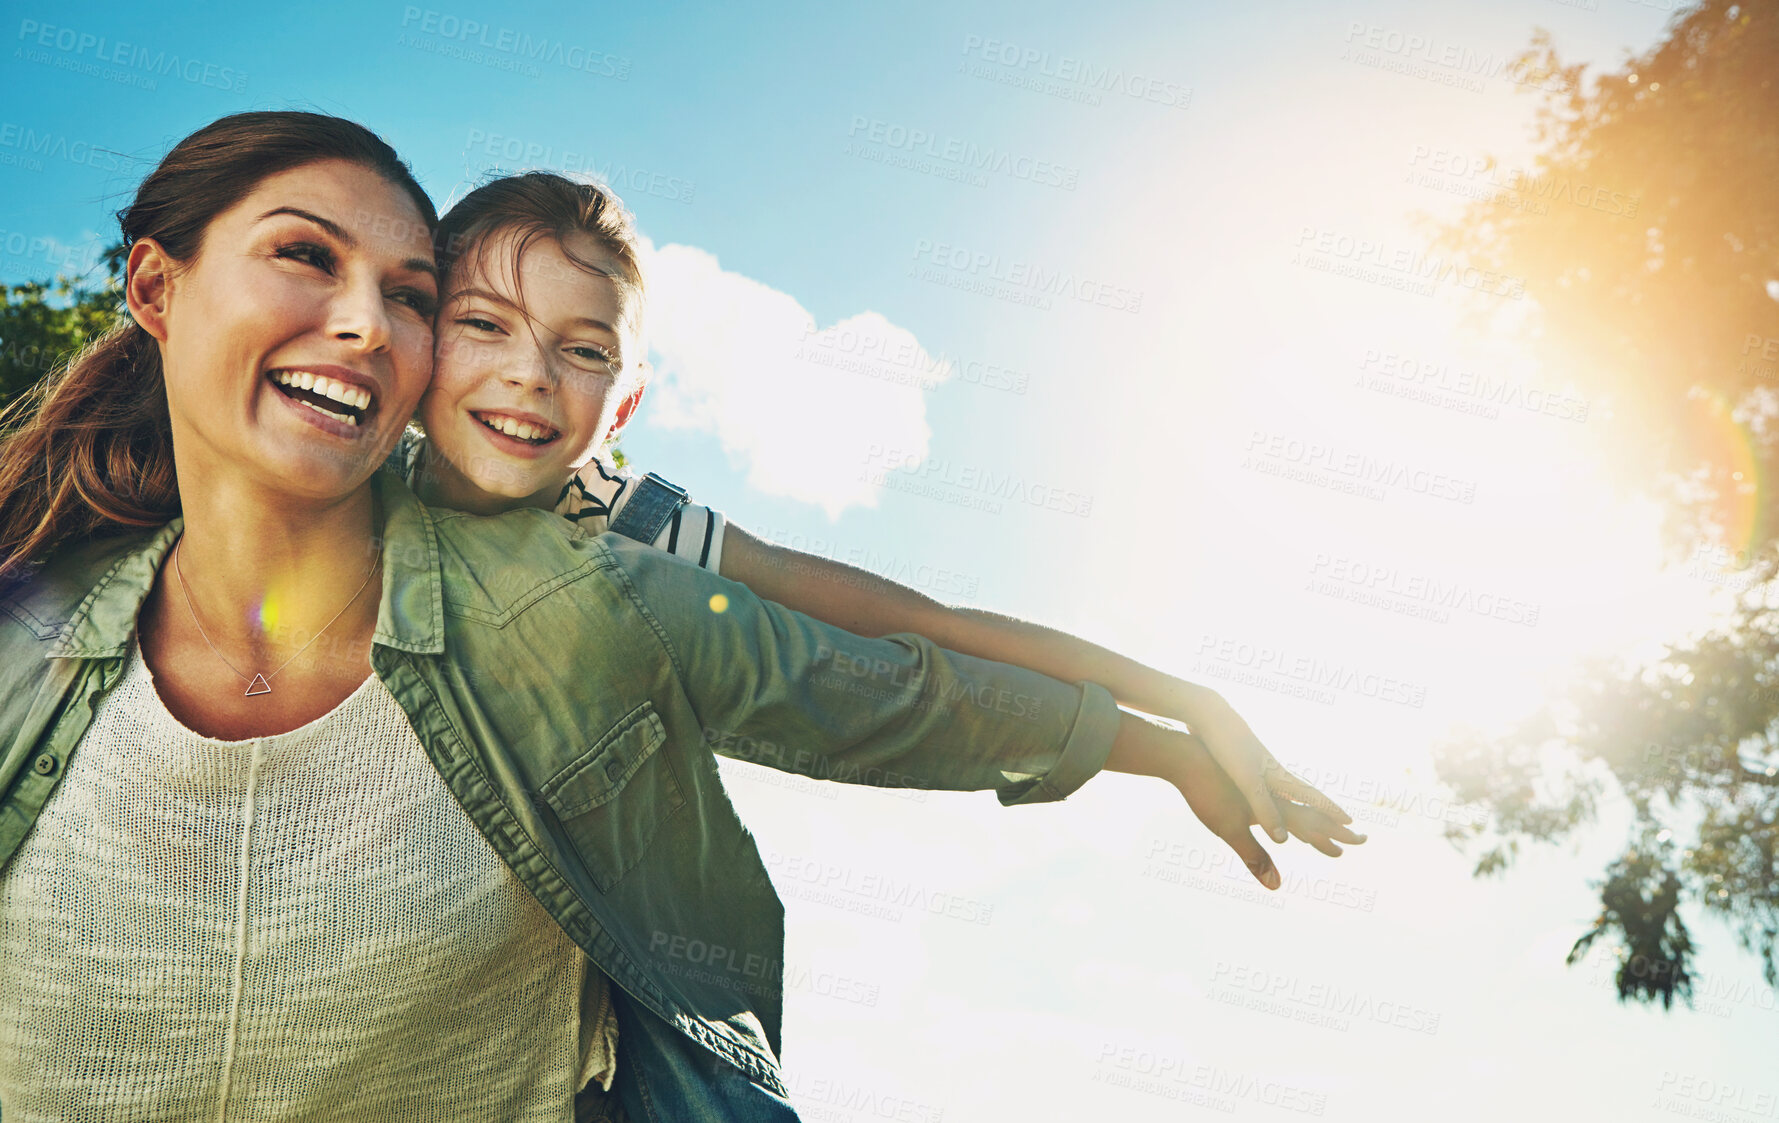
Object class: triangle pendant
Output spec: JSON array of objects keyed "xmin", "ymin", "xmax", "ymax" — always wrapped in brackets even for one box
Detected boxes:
[{"xmin": 244, "ymin": 674, "xmax": 272, "ymax": 697}]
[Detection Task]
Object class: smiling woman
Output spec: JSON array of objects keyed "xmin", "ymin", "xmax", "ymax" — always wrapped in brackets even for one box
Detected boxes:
[
  {"xmin": 0, "ymin": 119, "xmax": 439, "ymax": 739},
  {"xmin": 0, "ymin": 111, "xmax": 1355, "ymax": 1123},
  {"xmin": 144, "ymin": 165, "xmax": 437, "ymax": 513},
  {"xmin": 123, "ymin": 154, "xmax": 437, "ymax": 736},
  {"xmin": 0, "ymin": 129, "xmax": 435, "ymax": 587}
]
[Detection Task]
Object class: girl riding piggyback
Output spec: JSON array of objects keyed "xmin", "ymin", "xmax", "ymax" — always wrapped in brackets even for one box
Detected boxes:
[{"xmin": 399, "ymin": 170, "xmax": 1356, "ymax": 861}]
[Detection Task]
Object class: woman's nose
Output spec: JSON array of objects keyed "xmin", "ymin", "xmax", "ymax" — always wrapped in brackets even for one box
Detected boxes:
[{"xmin": 328, "ymin": 278, "xmax": 392, "ymax": 353}]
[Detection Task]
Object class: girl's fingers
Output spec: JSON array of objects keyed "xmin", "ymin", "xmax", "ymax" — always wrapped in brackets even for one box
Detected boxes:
[
  {"xmin": 1282, "ymin": 804, "xmax": 1367, "ymax": 855},
  {"xmin": 1221, "ymin": 826, "xmax": 1282, "ymax": 890},
  {"xmin": 1273, "ymin": 777, "xmax": 1349, "ymax": 822},
  {"xmin": 1244, "ymin": 778, "xmax": 1290, "ymax": 845},
  {"xmin": 1263, "ymin": 764, "xmax": 1353, "ymax": 824},
  {"xmin": 1179, "ymin": 725, "xmax": 1290, "ymax": 843}
]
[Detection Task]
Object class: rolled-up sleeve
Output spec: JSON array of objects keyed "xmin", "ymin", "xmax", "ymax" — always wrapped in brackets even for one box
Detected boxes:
[
  {"xmin": 994, "ymin": 680, "xmax": 1119, "ymax": 806},
  {"xmin": 601, "ymin": 536, "xmax": 1119, "ymax": 806}
]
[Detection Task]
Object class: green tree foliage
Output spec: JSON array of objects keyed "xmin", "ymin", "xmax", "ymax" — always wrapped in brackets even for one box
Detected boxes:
[
  {"xmin": 1434, "ymin": 0, "xmax": 1779, "ymax": 1009},
  {"xmin": 0, "ymin": 246, "xmax": 124, "ymax": 415}
]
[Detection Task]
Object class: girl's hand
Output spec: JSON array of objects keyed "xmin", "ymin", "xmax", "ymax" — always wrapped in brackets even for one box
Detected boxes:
[
  {"xmin": 1103, "ymin": 709, "xmax": 1366, "ymax": 889},
  {"xmin": 1173, "ymin": 687, "xmax": 1355, "ymax": 847},
  {"xmin": 1171, "ymin": 728, "xmax": 1366, "ymax": 889},
  {"xmin": 714, "ymin": 526, "xmax": 1356, "ymax": 843}
]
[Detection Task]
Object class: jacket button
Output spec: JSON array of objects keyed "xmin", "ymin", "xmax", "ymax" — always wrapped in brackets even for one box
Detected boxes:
[
  {"xmin": 605, "ymin": 759, "xmax": 623, "ymax": 783},
  {"xmin": 32, "ymin": 753, "xmax": 58, "ymax": 776}
]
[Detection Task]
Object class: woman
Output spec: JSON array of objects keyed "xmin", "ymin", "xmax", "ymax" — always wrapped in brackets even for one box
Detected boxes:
[{"xmin": 0, "ymin": 112, "xmax": 1357, "ymax": 1122}]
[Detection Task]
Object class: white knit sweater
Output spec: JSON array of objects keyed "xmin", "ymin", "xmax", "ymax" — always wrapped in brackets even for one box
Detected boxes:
[{"xmin": 0, "ymin": 643, "xmax": 617, "ymax": 1122}]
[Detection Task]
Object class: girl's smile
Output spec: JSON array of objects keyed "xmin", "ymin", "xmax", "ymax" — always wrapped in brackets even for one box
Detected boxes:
[
  {"xmin": 468, "ymin": 407, "xmax": 565, "ymax": 456},
  {"xmin": 417, "ymin": 225, "xmax": 645, "ymax": 512}
]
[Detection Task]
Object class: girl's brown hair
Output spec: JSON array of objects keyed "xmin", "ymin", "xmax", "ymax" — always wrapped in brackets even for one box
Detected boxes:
[
  {"xmin": 434, "ymin": 171, "xmax": 648, "ymax": 347},
  {"xmin": 0, "ymin": 111, "xmax": 435, "ymax": 584}
]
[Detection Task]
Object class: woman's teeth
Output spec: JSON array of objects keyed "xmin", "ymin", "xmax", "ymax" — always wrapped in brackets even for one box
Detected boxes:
[
  {"xmin": 476, "ymin": 413, "xmax": 557, "ymax": 443},
  {"xmin": 307, "ymin": 401, "xmax": 357, "ymax": 426},
  {"xmin": 272, "ymin": 370, "xmax": 371, "ymax": 410},
  {"xmin": 270, "ymin": 370, "xmax": 371, "ymax": 426}
]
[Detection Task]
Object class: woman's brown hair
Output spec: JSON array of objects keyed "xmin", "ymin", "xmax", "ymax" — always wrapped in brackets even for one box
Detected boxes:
[{"xmin": 0, "ymin": 111, "xmax": 436, "ymax": 584}]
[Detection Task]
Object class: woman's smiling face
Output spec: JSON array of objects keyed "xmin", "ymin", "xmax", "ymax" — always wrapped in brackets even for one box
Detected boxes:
[
  {"xmin": 417, "ymin": 226, "xmax": 645, "ymax": 513},
  {"xmin": 143, "ymin": 158, "xmax": 438, "ymax": 502}
]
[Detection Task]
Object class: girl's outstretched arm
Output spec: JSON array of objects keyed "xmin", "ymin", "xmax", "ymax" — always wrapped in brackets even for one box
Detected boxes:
[
  {"xmin": 604, "ymin": 532, "xmax": 1361, "ymax": 891},
  {"xmin": 718, "ymin": 522, "xmax": 1354, "ymax": 846}
]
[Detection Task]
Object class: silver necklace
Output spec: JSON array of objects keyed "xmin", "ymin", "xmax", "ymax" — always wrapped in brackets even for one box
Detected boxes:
[{"xmin": 171, "ymin": 535, "xmax": 380, "ymax": 697}]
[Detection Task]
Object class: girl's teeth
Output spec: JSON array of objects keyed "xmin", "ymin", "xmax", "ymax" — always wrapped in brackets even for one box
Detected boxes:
[{"xmin": 482, "ymin": 414, "xmax": 550, "ymax": 442}]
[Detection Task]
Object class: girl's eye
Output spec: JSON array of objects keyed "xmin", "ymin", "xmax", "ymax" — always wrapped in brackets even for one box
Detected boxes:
[
  {"xmin": 275, "ymin": 242, "xmax": 335, "ymax": 271},
  {"xmin": 567, "ymin": 345, "xmax": 615, "ymax": 364},
  {"xmin": 455, "ymin": 316, "xmax": 505, "ymax": 334}
]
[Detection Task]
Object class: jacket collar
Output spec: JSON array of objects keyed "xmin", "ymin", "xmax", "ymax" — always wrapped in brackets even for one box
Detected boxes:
[
  {"xmin": 46, "ymin": 468, "xmax": 445, "ymax": 659},
  {"xmin": 368, "ymin": 468, "xmax": 446, "ymax": 654}
]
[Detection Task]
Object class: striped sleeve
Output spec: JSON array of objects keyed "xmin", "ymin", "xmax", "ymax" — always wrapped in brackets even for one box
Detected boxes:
[
  {"xmin": 384, "ymin": 426, "xmax": 426, "ymax": 486},
  {"xmin": 556, "ymin": 457, "xmax": 726, "ymax": 573}
]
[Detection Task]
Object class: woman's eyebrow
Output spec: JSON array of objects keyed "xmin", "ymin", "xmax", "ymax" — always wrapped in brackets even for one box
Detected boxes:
[{"xmin": 258, "ymin": 205, "xmax": 437, "ymax": 281}]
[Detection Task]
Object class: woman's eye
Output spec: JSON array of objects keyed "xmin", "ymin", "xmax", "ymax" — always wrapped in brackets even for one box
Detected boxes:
[
  {"xmin": 392, "ymin": 289, "xmax": 438, "ymax": 316},
  {"xmin": 275, "ymin": 242, "xmax": 335, "ymax": 271},
  {"xmin": 567, "ymin": 346, "xmax": 614, "ymax": 364},
  {"xmin": 456, "ymin": 316, "xmax": 504, "ymax": 333}
]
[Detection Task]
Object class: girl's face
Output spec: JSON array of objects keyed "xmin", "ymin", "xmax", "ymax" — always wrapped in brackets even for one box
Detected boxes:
[
  {"xmin": 418, "ymin": 227, "xmax": 644, "ymax": 513},
  {"xmin": 139, "ymin": 158, "xmax": 438, "ymax": 504}
]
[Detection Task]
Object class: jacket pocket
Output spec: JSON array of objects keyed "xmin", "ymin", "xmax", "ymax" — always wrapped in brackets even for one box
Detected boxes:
[{"xmin": 540, "ymin": 702, "xmax": 686, "ymax": 891}]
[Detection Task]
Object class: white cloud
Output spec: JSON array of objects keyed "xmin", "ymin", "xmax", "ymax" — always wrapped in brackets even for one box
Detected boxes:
[{"xmin": 638, "ymin": 240, "xmax": 947, "ymax": 519}]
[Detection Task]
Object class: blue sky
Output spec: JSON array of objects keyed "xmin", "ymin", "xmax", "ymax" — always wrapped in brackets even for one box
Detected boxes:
[{"xmin": 4, "ymin": 2, "xmax": 1767, "ymax": 1120}]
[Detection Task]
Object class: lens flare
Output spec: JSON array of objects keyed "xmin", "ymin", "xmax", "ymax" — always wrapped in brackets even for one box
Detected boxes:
[{"xmin": 257, "ymin": 589, "xmax": 281, "ymax": 636}]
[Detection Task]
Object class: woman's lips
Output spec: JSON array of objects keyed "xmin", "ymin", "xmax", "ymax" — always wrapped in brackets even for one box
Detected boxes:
[
  {"xmin": 266, "ymin": 368, "xmax": 378, "ymax": 430},
  {"xmin": 268, "ymin": 372, "xmax": 372, "ymax": 439}
]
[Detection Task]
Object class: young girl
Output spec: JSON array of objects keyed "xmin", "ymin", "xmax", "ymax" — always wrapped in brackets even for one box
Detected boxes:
[
  {"xmin": 393, "ymin": 172, "xmax": 1365, "ymax": 1120},
  {"xmin": 399, "ymin": 170, "xmax": 1356, "ymax": 851},
  {"xmin": 0, "ymin": 115, "xmax": 1359, "ymax": 1123}
]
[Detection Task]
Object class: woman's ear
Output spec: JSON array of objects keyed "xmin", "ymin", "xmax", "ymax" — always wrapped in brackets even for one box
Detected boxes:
[{"xmin": 125, "ymin": 239, "xmax": 174, "ymax": 342}]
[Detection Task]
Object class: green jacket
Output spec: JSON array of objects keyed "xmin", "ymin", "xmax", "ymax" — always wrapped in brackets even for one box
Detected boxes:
[{"xmin": 0, "ymin": 468, "xmax": 1119, "ymax": 1095}]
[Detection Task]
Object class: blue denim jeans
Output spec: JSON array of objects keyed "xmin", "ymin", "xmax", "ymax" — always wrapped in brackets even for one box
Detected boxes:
[{"xmin": 577, "ymin": 986, "xmax": 804, "ymax": 1123}]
